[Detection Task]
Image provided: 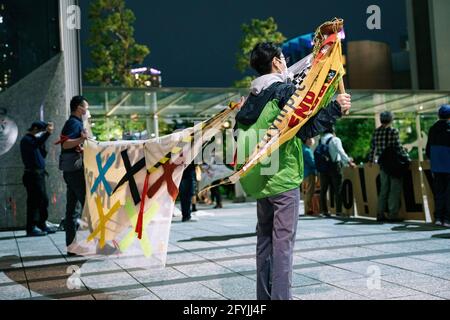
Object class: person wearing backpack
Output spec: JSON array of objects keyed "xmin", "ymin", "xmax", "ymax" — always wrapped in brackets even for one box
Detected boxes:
[
  {"xmin": 235, "ymin": 42, "xmax": 351, "ymax": 300},
  {"xmin": 368, "ymin": 111, "xmax": 411, "ymax": 222},
  {"xmin": 317, "ymin": 128, "xmax": 356, "ymax": 217},
  {"xmin": 426, "ymin": 105, "xmax": 450, "ymax": 227}
]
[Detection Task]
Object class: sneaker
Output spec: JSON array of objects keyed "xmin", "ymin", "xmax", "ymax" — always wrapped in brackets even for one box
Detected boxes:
[
  {"xmin": 26, "ymin": 226, "xmax": 47, "ymax": 237},
  {"xmin": 96, "ymin": 243, "xmax": 121, "ymax": 255},
  {"xmin": 182, "ymin": 216, "xmax": 198, "ymax": 223},
  {"xmin": 435, "ymin": 220, "xmax": 443, "ymax": 227},
  {"xmin": 38, "ymin": 225, "xmax": 56, "ymax": 234},
  {"xmin": 321, "ymin": 213, "xmax": 331, "ymax": 218},
  {"xmin": 67, "ymin": 243, "xmax": 95, "ymax": 257},
  {"xmin": 443, "ymin": 222, "xmax": 450, "ymax": 228}
]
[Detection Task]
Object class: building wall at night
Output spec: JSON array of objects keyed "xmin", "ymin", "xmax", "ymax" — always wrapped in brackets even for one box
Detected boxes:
[
  {"xmin": 0, "ymin": 0, "xmax": 61, "ymax": 92},
  {"xmin": 0, "ymin": 0, "xmax": 81, "ymax": 229}
]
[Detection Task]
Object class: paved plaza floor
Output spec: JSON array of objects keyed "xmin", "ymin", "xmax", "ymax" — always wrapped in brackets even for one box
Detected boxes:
[{"xmin": 1, "ymin": 201, "xmax": 450, "ymax": 300}]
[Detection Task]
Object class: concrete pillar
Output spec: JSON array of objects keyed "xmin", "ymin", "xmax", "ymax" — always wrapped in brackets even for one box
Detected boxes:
[{"xmin": 429, "ymin": 0, "xmax": 450, "ymax": 90}]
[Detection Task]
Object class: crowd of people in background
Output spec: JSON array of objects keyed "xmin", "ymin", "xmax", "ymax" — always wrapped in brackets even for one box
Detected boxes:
[{"xmin": 300, "ymin": 107, "xmax": 450, "ymax": 228}]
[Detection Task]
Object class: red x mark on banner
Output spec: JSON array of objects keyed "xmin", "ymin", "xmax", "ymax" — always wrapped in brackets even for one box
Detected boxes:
[
  {"xmin": 135, "ymin": 162, "xmax": 180, "ymax": 239},
  {"xmin": 147, "ymin": 162, "xmax": 180, "ymax": 202}
]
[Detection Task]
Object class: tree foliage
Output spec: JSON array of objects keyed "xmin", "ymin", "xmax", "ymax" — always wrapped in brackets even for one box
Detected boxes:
[
  {"xmin": 335, "ymin": 118, "xmax": 376, "ymax": 164},
  {"xmin": 234, "ymin": 17, "xmax": 286, "ymax": 88},
  {"xmin": 85, "ymin": 0, "xmax": 150, "ymax": 87}
]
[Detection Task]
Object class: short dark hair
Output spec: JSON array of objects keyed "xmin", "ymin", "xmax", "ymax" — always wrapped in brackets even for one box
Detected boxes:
[
  {"xmin": 380, "ymin": 111, "xmax": 394, "ymax": 125},
  {"xmin": 323, "ymin": 126, "xmax": 335, "ymax": 135},
  {"xmin": 70, "ymin": 96, "xmax": 88, "ymax": 113},
  {"xmin": 250, "ymin": 42, "xmax": 282, "ymax": 76}
]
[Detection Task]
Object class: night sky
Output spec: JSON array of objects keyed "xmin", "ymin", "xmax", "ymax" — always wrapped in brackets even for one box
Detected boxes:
[{"xmin": 79, "ymin": 0, "xmax": 408, "ymax": 87}]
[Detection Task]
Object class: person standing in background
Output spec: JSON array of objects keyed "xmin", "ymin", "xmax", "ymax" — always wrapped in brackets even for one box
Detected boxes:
[
  {"xmin": 20, "ymin": 121, "xmax": 56, "ymax": 237},
  {"xmin": 302, "ymin": 138, "xmax": 317, "ymax": 216},
  {"xmin": 368, "ymin": 111, "xmax": 411, "ymax": 223},
  {"xmin": 426, "ymin": 105, "xmax": 450, "ymax": 227},
  {"xmin": 318, "ymin": 128, "xmax": 356, "ymax": 217},
  {"xmin": 179, "ymin": 163, "xmax": 198, "ymax": 222}
]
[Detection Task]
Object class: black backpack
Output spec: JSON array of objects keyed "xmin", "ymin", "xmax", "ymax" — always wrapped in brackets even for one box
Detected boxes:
[
  {"xmin": 378, "ymin": 135, "xmax": 410, "ymax": 178},
  {"xmin": 314, "ymin": 137, "xmax": 334, "ymax": 173}
]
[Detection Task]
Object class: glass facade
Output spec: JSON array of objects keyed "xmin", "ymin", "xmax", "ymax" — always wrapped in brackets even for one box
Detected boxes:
[
  {"xmin": 0, "ymin": 0, "xmax": 60, "ymax": 92},
  {"xmin": 82, "ymin": 87, "xmax": 450, "ymax": 142}
]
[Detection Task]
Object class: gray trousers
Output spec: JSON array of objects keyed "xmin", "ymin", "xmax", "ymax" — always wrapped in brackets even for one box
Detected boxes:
[
  {"xmin": 256, "ymin": 188, "xmax": 300, "ymax": 300},
  {"xmin": 377, "ymin": 169, "xmax": 402, "ymax": 219}
]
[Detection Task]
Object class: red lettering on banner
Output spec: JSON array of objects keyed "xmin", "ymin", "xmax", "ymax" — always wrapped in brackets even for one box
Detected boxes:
[
  {"xmin": 319, "ymin": 85, "xmax": 327, "ymax": 98},
  {"xmin": 310, "ymin": 85, "xmax": 328, "ymax": 112},
  {"xmin": 304, "ymin": 91, "xmax": 315, "ymax": 104},
  {"xmin": 288, "ymin": 91, "xmax": 316, "ymax": 127}
]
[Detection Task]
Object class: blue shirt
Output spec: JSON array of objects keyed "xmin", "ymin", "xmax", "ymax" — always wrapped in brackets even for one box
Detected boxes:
[
  {"xmin": 426, "ymin": 120, "xmax": 450, "ymax": 173},
  {"xmin": 302, "ymin": 145, "xmax": 316, "ymax": 178},
  {"xmin": 61, "ymin": 115, "xmax": 84, "ymax": 153},
  {"xmin": 20, "ymin": 132, "xmax": 50, "ymax": 170}
]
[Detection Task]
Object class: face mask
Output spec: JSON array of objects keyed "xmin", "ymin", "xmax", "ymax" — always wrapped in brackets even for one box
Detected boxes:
[
  {"xmin": 35, "ymin": 131, "xmax": 45, "ymax": 138},
  {"xmin": 280, "ymin": 69, "xmax": 294, "ymax": 82},
  {"xmin": 82, "ymin": 110, "xmax": 91, "ymax": 123}
]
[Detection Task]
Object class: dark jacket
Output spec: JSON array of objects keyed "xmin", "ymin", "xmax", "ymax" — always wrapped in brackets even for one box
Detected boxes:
[
  {"xmin": 426, "ymin": 120, "xmax": 450, "ymax": 173},
  {"xmin": 20, "ymin": 132, "xmax": 50, "ymax": 170}
]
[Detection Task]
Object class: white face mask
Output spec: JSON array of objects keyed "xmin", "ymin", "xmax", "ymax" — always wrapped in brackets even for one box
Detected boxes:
[
  {"xmin": 280, "ymin": 69, "xmax": 294, "ymax": 82},
  {"xmin": 35, "ymin": 131, "xmax": 45, "ymax": 138},
  {"xmin": 82, "ymin": 110, "xmax": 91, "ymax": 123}
]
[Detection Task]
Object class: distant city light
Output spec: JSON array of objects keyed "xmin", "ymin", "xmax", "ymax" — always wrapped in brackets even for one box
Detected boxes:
[
  {"xmin": 130, "ymin": 67, "xmax": 162, "ymax": 75},
  {"xmin": 131, "ymin": 67, "xmax": 148, "ymax": 74},
  {"xmin": 149, "ymin": 68, "xmax": 161, "ymax": 75}
]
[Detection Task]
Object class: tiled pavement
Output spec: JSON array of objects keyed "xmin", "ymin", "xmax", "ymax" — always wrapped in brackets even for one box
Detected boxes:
[{"xmin": 1, "ymin": 202, "xmax": 450, "ymax": 300}]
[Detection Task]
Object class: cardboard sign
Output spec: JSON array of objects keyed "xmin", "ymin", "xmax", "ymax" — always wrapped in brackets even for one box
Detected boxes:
[{"xmin": 323, "ymin": 161, "xmax": 429, "ymax": 221}]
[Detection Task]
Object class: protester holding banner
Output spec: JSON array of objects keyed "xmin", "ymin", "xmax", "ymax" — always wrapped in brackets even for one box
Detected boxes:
[
  {"xmin": 235, "ymin": 42, "xmax": 351, "ymax": 300},
  {"xmin": 426, "ymin": 105, "xmax": 450, "ymax": 227},
  {"xmin": 368, "ymin": 111, "xmax": 411, "ymax": 222},
  {"xmin": 58, "ymin": 96, "xmax": 89, "ymax": 255}
]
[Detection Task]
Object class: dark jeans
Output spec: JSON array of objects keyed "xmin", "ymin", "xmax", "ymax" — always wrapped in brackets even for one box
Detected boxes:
[
  {"xmin": 256, "ymin": 188, "xmax": 300, "ymax": 300},
  {"xmin": 179, "ymin": 175, "xmax": 195, "ymax": 219},
  {"xmin": 63, "ymin": 169, "xmax": 86, "ymax": 247},
  {"xmin": 23, "ymin": 170, "xmax": 49, "ymax": 233},
  {"xmin": 211, "ymin": 185, "xmax": 222, "ymax": 205},
  {"xmin": 319, "ymin": 163, "xmax": 343, "ymax": 214},
  {"xmin": 433, "ymin": 172, "xmax": 450, "ymax": 223}
]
